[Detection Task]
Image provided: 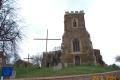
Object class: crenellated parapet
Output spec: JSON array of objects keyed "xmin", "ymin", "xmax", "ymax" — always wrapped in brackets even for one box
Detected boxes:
[{"xmin": 65, "ymin": 10, "xmax": 84, "ymax": 15}]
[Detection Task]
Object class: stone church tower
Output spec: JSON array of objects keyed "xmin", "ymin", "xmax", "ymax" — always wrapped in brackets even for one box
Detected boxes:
[
  {"xmin": 61, "ymin": 11, "xmax": 96, "ymax": 65},
  {"xmin": 41, "ymin": 11, "xmax": 105, "ymax": 67}
]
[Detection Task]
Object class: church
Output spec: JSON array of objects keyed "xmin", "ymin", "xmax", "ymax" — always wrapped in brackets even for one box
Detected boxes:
[{"xmin": 42, "ymin": 11, "xmax": 104, "ymax": 67}]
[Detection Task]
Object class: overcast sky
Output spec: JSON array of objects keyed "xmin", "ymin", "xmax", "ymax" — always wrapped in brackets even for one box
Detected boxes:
[{"xmin": 18, "ymin": 0, "xmax": 120, "ymax": 65}]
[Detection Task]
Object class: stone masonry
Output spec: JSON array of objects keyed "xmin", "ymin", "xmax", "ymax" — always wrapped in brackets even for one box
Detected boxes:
[
  {"xmin": 42, "ymin": 10, "xmax": 105, "ymax": 67},
  {"xmin": 61, "ymin": 11, "xmax": 96, "ymax": 65}
]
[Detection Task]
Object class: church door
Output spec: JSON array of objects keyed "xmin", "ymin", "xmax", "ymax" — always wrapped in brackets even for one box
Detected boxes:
[{"xmin": 75, "ymin": 56, "xmax": 80, "ymax": 65}]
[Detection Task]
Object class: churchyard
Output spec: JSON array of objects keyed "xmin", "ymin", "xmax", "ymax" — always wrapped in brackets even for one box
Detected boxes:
[
  {"xmin": 1, "ymin": 0, "xmax": 120, "ymax": 79},
  {"xmin": 0, "ymin": 64, "xmax": 119, "ymax": 78},
  {"xmin": 0, "ymin": 11, "xmax": 120, "ymax": 80}
]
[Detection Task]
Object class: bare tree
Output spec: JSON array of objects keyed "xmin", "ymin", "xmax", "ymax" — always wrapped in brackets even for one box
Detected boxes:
[
  {"xmin": 53, "ymin": 46, "xmax": 61, "ymax": 51},
  {"xmin": 115, "ymin": 56, "xmax": 120, "ymax": 62},
  {"xmin": 0, "ymin": 0, "xmax": 23, "ymax": 63},
  {"xmin": 31, "ymin": 54, "xmax": 43, "ymax": 67},
  {"xmin": 0, "ymin": 0, "xmax": 2, "ymax": 8}
]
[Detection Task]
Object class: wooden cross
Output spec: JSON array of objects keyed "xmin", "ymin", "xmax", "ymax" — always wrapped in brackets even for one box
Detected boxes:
[
  {"xmin": 24, "ymin": 54, "xmax": 33, "ymax": 63},
  {"xmin": 34, "ymin": 29, "xmax": 61, "ymax": 53}
]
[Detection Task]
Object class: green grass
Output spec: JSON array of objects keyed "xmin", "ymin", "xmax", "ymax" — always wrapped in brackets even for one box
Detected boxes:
[{"xmin": 12, "ymin": 65, "xmax": 120, "ymax": 78}]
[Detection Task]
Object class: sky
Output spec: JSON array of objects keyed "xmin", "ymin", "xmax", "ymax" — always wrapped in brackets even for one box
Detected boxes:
[{"xmin": 17, "ymin": 0, "xmax": 120, "ymax": 65}]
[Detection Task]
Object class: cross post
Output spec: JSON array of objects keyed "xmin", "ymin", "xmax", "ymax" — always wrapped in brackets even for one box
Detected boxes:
[
  {"xmin": 33, "ymin": 29, "xmax": 61, "ymax": 53},
  {"xmin": 24, "ymin": 54, "xmax": 33, "ymax": 63}
]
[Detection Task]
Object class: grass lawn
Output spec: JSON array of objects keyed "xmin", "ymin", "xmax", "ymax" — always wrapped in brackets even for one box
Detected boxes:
[{"xmin": 12, "ymin": 65, "xmax": 120, "ymax": 78}]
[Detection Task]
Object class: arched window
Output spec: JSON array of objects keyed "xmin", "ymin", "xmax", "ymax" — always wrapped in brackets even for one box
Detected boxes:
[
  {"xmin": 73, "ymin": 19, "xmax": 77, "ymax": 27},
  {"xmin": 73, "ymin": 39, "xmax": 80, "ymax": 52},
  {"xmin": 72, "ymin": 18, "xmax": 78, "ymax": 27}
]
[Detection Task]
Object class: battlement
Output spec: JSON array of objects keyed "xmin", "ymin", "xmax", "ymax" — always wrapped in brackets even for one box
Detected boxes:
[{"xmin": 65, "ymin": 10, "xmax": 84, "ymax": 15}]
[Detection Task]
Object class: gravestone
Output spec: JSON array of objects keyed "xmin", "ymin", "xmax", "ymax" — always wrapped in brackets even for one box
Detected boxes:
[
  {"xmin": 53, "ymin": 63, "xmax": 62, "ymax": 71},
  {"xmin": 11, "ymin": 70, "xmax": 16, "ymax": 79},
  {"xmin": 64, "ymin": 63, "xmax": 68, "ymax": 68}
]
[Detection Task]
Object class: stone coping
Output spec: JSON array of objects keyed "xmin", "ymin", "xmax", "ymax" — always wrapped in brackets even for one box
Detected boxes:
[{"xmin": 9, "ymin": 70, "xmax": 120, "ymax": 80}]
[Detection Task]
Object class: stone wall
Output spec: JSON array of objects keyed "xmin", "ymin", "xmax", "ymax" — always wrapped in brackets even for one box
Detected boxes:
[
  {"xmin": 42, "ymin": 50, "xmax": 61, "ymax": 67},
  {"xmin": 94, "ymin": 49, "xmax": 105, "ymax": 65}
]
